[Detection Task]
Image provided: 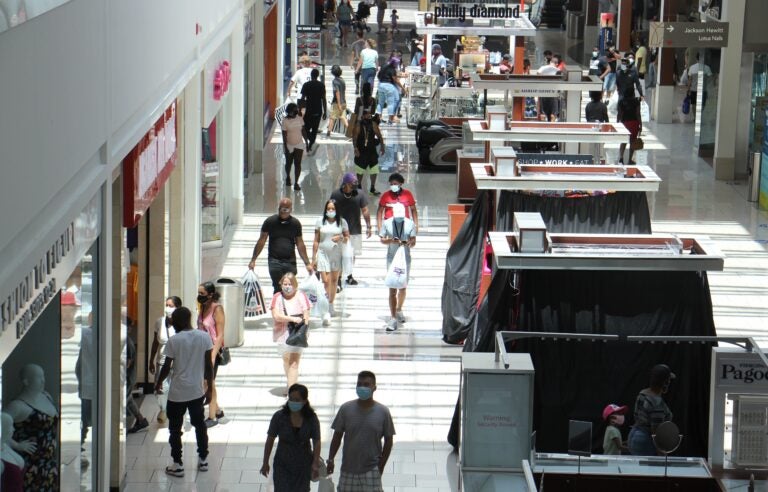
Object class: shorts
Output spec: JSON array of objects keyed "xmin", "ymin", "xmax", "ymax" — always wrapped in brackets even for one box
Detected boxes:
[
  {"xmin": 603, "ymin": 72, "xmax": 616, "ymax": 92},
  {"xmin": 355, "ymin": 163, "xmax": 379, "ymax": 175},
  {"xmin": 540, "ymin": 97, "xmax": 558, "ymax": 118},
  {"xmin": 622, "ymin": 119, "xmax": 641, "ymax": 141},
  {"xmin": 331, "ymin": 103, "xmax": 347, "ymax": 119},
  {"xmin": 286, "ymin": 142, "xmax": 305, "ymax": 153},
  {"xmin": 340, "ymin": 19, "xmax": 352, "ymax": 26},
  {"xmin": 338, "ymin": 469, "xmax": 383, "ymax": 492}
]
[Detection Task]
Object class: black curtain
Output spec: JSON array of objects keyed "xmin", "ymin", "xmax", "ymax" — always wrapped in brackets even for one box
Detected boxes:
[
  {"xmin": 497, "ymin": 191, "xmax": 652, "ymax": 234},
  {"xmin": 513, "ymin": 269, "xmax": 715, "ymax": 457},
  {"xmin": 441, "ymin": 192, "xmax": 490, "ymax": 344}
]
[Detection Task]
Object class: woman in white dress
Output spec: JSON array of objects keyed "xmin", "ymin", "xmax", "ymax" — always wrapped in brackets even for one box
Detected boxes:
[{"xmin": 311, "ymin": 199, "xmax": 349, "ymax": 325}]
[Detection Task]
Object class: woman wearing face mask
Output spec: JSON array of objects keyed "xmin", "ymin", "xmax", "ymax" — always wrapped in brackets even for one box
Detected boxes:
[
  {"xmin": 197, "ymin": 282, "xmax": 226, "ymax": 427},
  {"xmin": 628, "ymin": 364, "xmax": 675, "ymax": 456},
  {"xmin": 260, "ymin": 384, "xmax": 321, "ymax": 491},
  {"xmin": 312, "ymin": 200, "xmax": 350, "ymax": 326},
  {"xmin": 270, "ymin": 273, "xmax": 311, "ymax": 393},
  {"xmin": 149, "ymin": 296, "xmax": 182, "ymax": 423}
]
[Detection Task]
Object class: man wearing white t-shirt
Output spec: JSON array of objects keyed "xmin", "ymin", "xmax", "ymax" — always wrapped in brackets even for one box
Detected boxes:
[
  {"xmin": 287, "ymin": 55, "xmax": 314, "ymax": 101},
  {"xmin": 155, "ymin": 307, "xmax": 214, "ymax": 478}
]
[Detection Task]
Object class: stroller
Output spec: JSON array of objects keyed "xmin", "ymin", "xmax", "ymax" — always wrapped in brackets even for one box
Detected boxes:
[{"xmin": 354, "ymin": 1, "xmax": 371, "ymax": 32}]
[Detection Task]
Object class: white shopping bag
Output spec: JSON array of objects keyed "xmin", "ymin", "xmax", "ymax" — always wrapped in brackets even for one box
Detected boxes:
[
  {"xmin": 607, "ymin": 91, "xmax": 618, "ymax": 113},
  {"xmin": 299, "ymin": 274, "xmax": 329, "ymax": 318},
  {"xmin": 242, "ymin": 270, "xmax": 267, "ymax": 317},
  {"xmin": 274, "ymin": 97, "xmax": 294, "ymax": 126},
  {"xmin": 640, "ymin": 100, "xmax": 650, "ymax": 122},
  {"xmin": 342, "ymin": 241, "xmax": 355, "ymax": 277},
  {"xmin": 384, "ymin": 246, "xmax": 408, "ymax": 289}
]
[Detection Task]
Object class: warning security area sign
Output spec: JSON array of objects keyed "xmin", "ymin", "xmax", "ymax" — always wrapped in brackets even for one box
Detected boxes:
[{"xmin": 649, "ymin": 22, "xmax": 729, "ymax": 48}]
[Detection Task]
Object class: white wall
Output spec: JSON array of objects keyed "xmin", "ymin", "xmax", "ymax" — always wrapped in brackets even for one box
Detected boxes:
[{"xmin": 0, "ymin": 0, "xmax": 242, "ymax": 271}]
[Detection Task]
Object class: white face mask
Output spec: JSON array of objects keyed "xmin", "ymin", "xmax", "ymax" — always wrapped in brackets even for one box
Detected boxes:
[
  {"xmin": 592, "ymin": 51, "xmax": 598, "ymax": 57},
  {"xmin": 390, "ymin": 184, "xmax": 401, "ymax": 193},
  {"xmin": 282, "ymin": 285, "xmax": 294, "ymax": 295},
  {"xmin": 327, "ymin": 211, "xmax": 336, "ymax": 219},
  {"xmin": 164, "ymin": 306, "xmax": 175, "ymax": 317}
]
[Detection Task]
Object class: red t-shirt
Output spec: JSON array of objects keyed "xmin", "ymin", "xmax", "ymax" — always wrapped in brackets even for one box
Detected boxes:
[{"xmin": 379, "ymin": 189, "xmax": 416, "ymax": 220}]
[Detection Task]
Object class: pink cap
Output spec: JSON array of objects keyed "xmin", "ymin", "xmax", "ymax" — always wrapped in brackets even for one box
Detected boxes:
[{"xmin": 602, "ymin": 404, "xmax": 628, "ymax": 421}]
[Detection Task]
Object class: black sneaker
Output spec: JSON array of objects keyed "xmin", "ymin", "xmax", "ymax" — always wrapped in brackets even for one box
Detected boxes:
[
  {"xmin": 346, "ymin": 276, "xmax": 359, "ymax": 285},
  {"xmin": 127, "ymin": 418, "xmax": 149, "ymax": 434},
  {"xmin": 285, "ymin": 177, "xmax": 291, "ymax": 186},
  {"xmin": 369, "ymin": 188, "xmax": 381, "ymax": 196},
  {"xmin": 293, "ymin": 184, "xmax": 302, "ymax": 191}
]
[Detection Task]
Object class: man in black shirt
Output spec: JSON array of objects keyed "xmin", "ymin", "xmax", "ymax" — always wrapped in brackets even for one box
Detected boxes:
[
  {"xmin": 300, "ymin": 69, "xmax": 327, "ymax": 152},
  {"xmin": 248, "ymin": 198, "xmax": 313, "ymax": 294},
  {"xmin": 615, "ymin": 56, "xmax": 643, "ymax": 102},
  {"xmin": 330, "ymin": 172, "xmax": 372, "ymax": 285}
]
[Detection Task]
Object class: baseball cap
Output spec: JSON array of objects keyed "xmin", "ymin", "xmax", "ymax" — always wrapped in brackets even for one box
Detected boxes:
[
  {"xmin": 651, "ymin": 363, "xmax": 676, "ymax": 381},
  {"xmin": 602, "ymin": 403, "xmax": 628, "ymax": 421},
  {"xmin": 342, "ymin": 172, "xmax": 357, "ymax": 185},
  {"xmin": 61, "ymin": 291, "xmax": 80, "ymax": 306}
]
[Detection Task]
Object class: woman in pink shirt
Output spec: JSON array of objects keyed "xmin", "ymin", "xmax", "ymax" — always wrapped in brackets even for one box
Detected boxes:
[
  {"xmin": 198, "ymin": 282, "xmax": 226, "ymax": 427},
  {"xmin": 270, "ymin": 273, "xmax": 311, "ymax": 395}
]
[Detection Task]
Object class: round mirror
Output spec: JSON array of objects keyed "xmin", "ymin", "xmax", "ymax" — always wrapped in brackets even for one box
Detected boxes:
[{"xmin": 653, "ymin": 421, "xmax": 682, "ymax": 454}]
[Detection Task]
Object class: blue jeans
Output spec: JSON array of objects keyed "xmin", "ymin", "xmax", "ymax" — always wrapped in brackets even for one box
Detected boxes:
[
  {"xmin": 360, "ymin": 68, "xmax": 376, "ymax": 92},
  {"xmin": 376, "ymin": 82, "xmax": 400, "ymax": 118},
  {"xmin": 628, "ymin": 426, "xmax": 656, "ymax": 456}
]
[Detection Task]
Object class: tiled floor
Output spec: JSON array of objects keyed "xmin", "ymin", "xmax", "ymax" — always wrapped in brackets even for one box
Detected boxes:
[{"xmin": 135, "ymin": 17, "xmax": 768, "ymax": 492}]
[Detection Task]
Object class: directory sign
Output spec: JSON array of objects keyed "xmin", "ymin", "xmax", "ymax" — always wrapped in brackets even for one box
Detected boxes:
[{"xmin": 649, "ymin": 22, "xmax": 729, "ymax": 48}]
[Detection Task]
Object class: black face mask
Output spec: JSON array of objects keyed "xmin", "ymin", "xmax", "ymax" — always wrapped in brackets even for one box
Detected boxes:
[
  {"xmin": 342, "ymin": 186, "xmax": 358, "ymax": 196},
  {"xmin": 197, "ymin": 294, "xmax": 209, "ymax": 304}
]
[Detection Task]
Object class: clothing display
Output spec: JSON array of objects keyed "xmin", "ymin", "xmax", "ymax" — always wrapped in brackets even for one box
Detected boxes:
[
  {"xmin": 267, "ymin": 410, "xmax": 321, "ymax": 492},
  {"xmin": 12, "ymin": 400, "xmax": 58, "ymax": 491}
]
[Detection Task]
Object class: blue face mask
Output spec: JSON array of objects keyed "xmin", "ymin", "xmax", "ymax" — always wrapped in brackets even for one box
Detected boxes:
[
  {"xmin": 356, "ymin": 386, "xmax": 373, "ymax": 400},
  {"xmin": 288, "ymin": 401, "xmax": 304, "ymax": 412}
]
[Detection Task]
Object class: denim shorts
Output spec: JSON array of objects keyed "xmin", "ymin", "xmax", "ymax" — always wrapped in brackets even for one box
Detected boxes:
[
  {"xmin": 376, "ymin": 82, "xmax": 400, "ymax": 116},
  {"xmin": 603, "ymin": 72, "xmax": 616, "ymax": 91},
  {"xmin": 628, "ymin": 426, "xmax": 657, "ymax": 456}
]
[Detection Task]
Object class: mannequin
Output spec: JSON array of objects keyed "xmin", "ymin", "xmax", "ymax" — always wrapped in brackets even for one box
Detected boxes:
[
  {"xmin": 1, "ymin": 413, "xmax": 25, "ymax": 492},
  {"xmin": 5, "ymin": 364, "xmax": 59, "ymax": 491}
]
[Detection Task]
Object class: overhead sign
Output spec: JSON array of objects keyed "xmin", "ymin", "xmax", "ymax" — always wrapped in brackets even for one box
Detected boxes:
[
  {"xmin": 433, "ymin": 4, "xmax": 520, "ymax": 22},
  {"xmin": 649, "ymin": 22, "xmax": 729, "ymax": 48}
]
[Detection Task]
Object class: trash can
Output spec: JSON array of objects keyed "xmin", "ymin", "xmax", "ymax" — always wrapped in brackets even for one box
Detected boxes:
[
  {"xmin": 215, "ymin": 277, "xmax": 244, "ymax": 347},
  {"xmin": 748, "ymin": 152, "xmax": 761, "ymax": 203}
]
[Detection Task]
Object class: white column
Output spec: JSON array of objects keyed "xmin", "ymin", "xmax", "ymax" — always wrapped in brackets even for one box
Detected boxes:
[
  {"xmin": 229, "ymin": 17, "xmax": 245, "ymax": 224},
  {"xmin": 712, "ymin": 0, "xmax": 746, "ymax": 180}
]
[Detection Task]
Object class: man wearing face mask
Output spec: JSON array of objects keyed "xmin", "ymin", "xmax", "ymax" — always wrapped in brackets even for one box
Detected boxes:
[
  {"xmin": 327, "ymin": 371, "xmax": 395, "ymax": 491},
  {"xmin": 628, "ymin": 363, "xmax": 675, "ymax": 456},
  {"xmin": 376, "ymin": 173, "xmax": 418, "ymax": 234},
  {"xmin": 249, "ymin": 198, "xmax": 314, "ymax": 295},
  {"xmin": 331, "ymin": 172, "xmax": 373, "ymax": 286},
  {"xmin": 616, "ymin": 56, "xmax": 643, "ymax": 103}
]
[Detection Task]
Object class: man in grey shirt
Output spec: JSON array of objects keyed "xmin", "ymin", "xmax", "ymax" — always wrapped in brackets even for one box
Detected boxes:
[{"xmin": 327, "ymin": 371, "xmax": 395, "ymax": 491}]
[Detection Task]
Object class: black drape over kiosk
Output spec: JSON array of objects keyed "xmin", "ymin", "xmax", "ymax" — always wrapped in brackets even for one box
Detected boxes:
[{"xmin": 441, "ymin": 192, "xmax": 490, "ymax": 345}]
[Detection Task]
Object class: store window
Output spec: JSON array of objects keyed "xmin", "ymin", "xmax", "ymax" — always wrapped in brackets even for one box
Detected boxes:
[
  {"xmin": 202, "ymin": 115, "xmax": 230, "ymax": 247},
  {"xmin": 1, "ymin": 241, "xmax": 99, "ymax": 491}
]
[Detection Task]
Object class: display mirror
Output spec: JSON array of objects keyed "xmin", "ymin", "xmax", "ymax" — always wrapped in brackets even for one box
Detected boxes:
[{"xmin": 0, "ymin": 0, "xmax": 72, "ymax": 34}]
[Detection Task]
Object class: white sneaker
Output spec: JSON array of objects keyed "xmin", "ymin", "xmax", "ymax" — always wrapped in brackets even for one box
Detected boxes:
[
  {"xmin": 198, "ymin": 458, "xmax": 209, "ymax": 472},
  {"xmin": 165, "ymin": 462, "xmax": 184, "ymax": 477},
  {"xmin": 329, "ymin": 304, "xmax": 336, "ymax": 317},
  {"xmin": 322, "ymin": 313, "xmax": 331, "ymax": 326},
  {"xmin": 386, "ymin": 318, "xmax": 398, "ymax": 332},
  {"xmin": 396, "ymin": 311, "xmax": 405, "ymax": 323}
]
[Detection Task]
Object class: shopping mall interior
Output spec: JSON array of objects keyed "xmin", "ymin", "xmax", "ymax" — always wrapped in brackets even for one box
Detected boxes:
[{"xmin": 1, "ymin": 0, "xmax": 768, "ymax": 491}]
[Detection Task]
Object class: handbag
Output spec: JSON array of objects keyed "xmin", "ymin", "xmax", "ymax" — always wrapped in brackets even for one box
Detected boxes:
[
  {"xmin": 242, "ymin": 270, "xmax": 267, "ymax": 317},
  {"xmin": 345, "ymin": 112, "xmax": 358, "ymax": 138},
  {"xmin": 282, "ymin": 297, "xmax": 309, "ymax": 348},
  {"xmin": 631, "ymin": 137, "xmax": 645, "ymax": 151},
  {"xmin": 217, "ymin": 347, "xmax": 231, "ymax": 366},
  {"xmin": 682, "ymin": 95, "xmax": 691, "ymax": 115},
  {"xmin": 384, "ymin": 245, "xmax": 409, "ymax": 289}
]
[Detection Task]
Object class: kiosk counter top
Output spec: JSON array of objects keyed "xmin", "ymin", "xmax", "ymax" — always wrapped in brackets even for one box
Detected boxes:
[
  {"xmin": 470, "ymin": 73, "xmax": 604, "ymax": 93},
  {"xmin": 468, "ymin": 120, "xmax": 632, "ymax": 144},
  {"xmin": 471, "ymin": 162, "xmax": 662, "ymax": 192}
]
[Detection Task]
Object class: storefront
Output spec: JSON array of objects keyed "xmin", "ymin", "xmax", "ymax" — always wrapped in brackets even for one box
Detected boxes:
[{"xmin": 0, "ymin": 192, "xmax": 102, "ymax": 490}]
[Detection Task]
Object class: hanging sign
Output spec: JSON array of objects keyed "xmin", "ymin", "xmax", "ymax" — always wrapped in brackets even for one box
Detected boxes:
[
  {"xmin": 123, "ymin": 102, "xmax": 178, "ymax": 227},
  {"xmin": 433, "ymin": 4, "xmax": 520, "ymax": 22},
  {"xmin": 649, "ymin": 22, "xmax": 729, "ymax": 48}
]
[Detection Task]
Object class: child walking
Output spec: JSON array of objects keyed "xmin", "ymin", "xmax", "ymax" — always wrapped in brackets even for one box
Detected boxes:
[
  {"xmin": 602, "ymin": 403, "xmax": 629, "ymax": 455},
  {"xmin": 390, "ymin": 9, "xmax": 399, "ymax": 33}
]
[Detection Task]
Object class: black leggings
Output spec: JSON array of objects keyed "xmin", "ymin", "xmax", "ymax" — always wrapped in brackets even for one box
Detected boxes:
[
  {"xmin": 284, "ymin": 148, "xmax": 303, "ymax": 182},
  {"xmin": 304, "ymin": 113, "xmax": 322, "ymax": 148}
]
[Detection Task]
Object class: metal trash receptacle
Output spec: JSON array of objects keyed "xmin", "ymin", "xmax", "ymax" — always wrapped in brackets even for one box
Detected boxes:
[
  {"xmin": 748, "ymin": 152, "xmax": 761, "ymax": 203},
  {"xmin": 215, "ymin": 277, "xmax": 244, "ymax": 347}
]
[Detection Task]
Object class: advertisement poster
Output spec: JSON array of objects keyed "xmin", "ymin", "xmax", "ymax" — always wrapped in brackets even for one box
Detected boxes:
[{"xmin": 760, "ymin": 108, "xmax": 768, "ymax": 210}]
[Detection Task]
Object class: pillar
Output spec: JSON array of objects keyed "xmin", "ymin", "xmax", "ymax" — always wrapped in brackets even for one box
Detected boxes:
[
  {"xmin": 229, "ymin": 16, "xmax": 245, "ymax": 224},
  {"xmin": 712, "ymin": 0, "xmax": 746, "ymax": 180},
  {"xmin": 109, "ymin": 176, "xmax": 125, "ymax": 489},
  {"xmin": 652, "ymin": 0, "xmax": 679, "ymax": 123}
]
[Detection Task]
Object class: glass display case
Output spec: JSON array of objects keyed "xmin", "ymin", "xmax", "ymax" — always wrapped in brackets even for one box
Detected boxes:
[
  {"xmin": 407, "ymin": 72, "xmax": 438, "ymax": 129},
  {"xmin": 437, "ymin": 88, "xmax": 509, "ymax": 118},
  {"xmin": 201, "ymin": 161, "xmax": 222, "ymax": 245}
]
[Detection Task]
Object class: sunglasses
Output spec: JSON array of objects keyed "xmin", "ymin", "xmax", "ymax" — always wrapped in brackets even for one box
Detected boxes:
[{"xmin": 279, "ymin": 208, "xmax": 291, "ymax": 213}]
